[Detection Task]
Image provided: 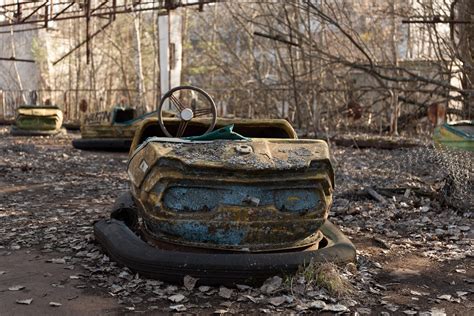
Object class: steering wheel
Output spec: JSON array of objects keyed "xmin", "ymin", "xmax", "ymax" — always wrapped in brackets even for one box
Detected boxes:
[{"xmin": 158, "ymin": 86, "xmax": 217, "ymax": 138}]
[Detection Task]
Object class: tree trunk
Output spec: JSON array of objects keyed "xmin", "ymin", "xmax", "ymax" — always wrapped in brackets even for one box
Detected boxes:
[
  {"xmin": 9, "ymin": 26, "xmax": 27, "ymax": 105},
  {"xmin": 389, "ymin": 0, "xmax": 400, "ymax": 135},
  {"xmin": 133, "ymin": 11, "xmax": 147, "ymax": 113},
  {"xmin": 457, "ymin": 0, "xmax": 474, "ymax": 118}
]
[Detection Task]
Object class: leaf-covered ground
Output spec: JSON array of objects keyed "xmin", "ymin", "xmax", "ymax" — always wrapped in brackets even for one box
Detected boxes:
[{"xmin": 0, "ymin": 127, "xmax": 472, "ymax": 315}]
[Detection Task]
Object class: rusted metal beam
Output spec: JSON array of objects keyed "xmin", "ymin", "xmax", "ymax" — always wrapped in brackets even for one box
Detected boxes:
[
  {"xmin": 86, "ymin": 0, "xmax": 91, "ymax": 64},
  {"xmin": 0, "ymin": 57, "xmax": 35, "ymax": 63},
  {"xmin": 52, "ymin": 17, "xmax": 113, "ymax": 65},
  {"xmin": 0, "ymin": 1, "xmax": 219, "ymax": 28},
  {"xmin": 0, "ymin": 26, "xmax": 45, "ymax": 34},
  {"xmin": 21, "ymin": 1, "xmax": 47, "ymax": 23},
  {"xmin": 51, "ymin": 1, "xmax": 76, "ymax": 21},
  {"xmin": 15, "ymin": 1, "xmax": 21, "ymax": 20},
  {"xmin": 44, "ymin": 1, "xmax": 48, "ymax": 28},
  {"xmin": 402, "ymin": 18, "xmax": 473, "ymax": 24},
  {"xmin": 90, "ymin": 1, "xmax": 109, "ymax": 15}
]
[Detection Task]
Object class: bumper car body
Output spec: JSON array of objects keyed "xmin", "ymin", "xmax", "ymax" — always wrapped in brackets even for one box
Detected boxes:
[
  {"xmin": 73, "ymin": 107, "xmax": 173, "ymax": 151},
  {"xmin": 434, "ymin": 120, "xmax": 474, "ymax": 152},
  {"xmin": 11, "ymin": 106, "xmax": 64, "ymax": 136},
  {"xmin": 95, "ymin": 87, "xmax": 355, "ymax": 285}
]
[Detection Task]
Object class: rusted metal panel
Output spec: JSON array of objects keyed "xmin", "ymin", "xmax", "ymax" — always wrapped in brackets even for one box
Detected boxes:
[
  {"xmin": 127, "ymin": 131, "xmax": 334, "ymax": 251},
  {"xmin": 81, "ymin": 123, "xmax": 138, "ymax": 139},
  {"xmin": 80, "ymin": 109, "xmax": 174, "ymax": 139},
  {"xmin": 128, "ymin": 138, "xmax": 333, "ymax": 188},
  {"xmin": 129, "ymin": 117, "xmax": 298, "ymax": 153}
]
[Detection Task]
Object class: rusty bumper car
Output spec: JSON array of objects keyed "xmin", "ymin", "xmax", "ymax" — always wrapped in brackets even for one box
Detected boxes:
[
  {"xmin": 94, "ymin": 86, "xmax": 355, "ymax": 285},
  {"xmin": 11, "ymin": 105, "xmax": 65, "ymax": 136},
  {"xmin": 72, "ymin": 106, "xmax": 173, "ymax": 151}
]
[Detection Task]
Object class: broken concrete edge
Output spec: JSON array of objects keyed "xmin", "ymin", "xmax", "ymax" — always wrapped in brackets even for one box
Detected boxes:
[
  {"xmin": 93, "ymin": 218, "xmax": 356, "ymax": 286},
  {"xmin": 72, "ymin": 138, "xmax": 132, "ymax": 152}
]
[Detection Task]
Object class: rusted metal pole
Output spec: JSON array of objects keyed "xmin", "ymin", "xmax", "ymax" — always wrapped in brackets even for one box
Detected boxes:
[
  {"xmin": 85, "ymin": 0, "xmax": 91, "ymax": 64},
  {"xmin": 44, "ymin": 1, "xmax": 48, "ymax": 28},
  {"xmin": 0, "ymin": 57, "xmax": 35, "ymax": 63}
]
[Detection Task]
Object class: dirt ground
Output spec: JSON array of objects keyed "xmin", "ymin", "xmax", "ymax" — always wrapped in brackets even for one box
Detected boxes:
[{"xmin": 0, "ymin": 127, "xmax": 472, "ymax": 315}]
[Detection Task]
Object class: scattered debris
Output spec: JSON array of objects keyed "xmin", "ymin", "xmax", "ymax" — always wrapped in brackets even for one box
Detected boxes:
[
  {"xmin": 0, "ymin": 131, "xmax": 472, "ymax": 314},
  {"xmin": 366, "ymin": 187, "xmax": 387, "ymax": 204}
]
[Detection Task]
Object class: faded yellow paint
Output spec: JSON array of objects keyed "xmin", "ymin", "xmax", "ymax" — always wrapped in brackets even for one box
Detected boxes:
[
  {"xmin": 15, "ymin": 106, "xmax": 63, "ymax": 131},
  {"xmin": 129, "ymin": 117, "xmax": 298, "ymax": 153},
  {"xmin": 80, "ymin": 110, "xmax": 175, "ymax": 140},
  {"xmin": 80, "ymin": 123, "xmax": 137, "ymax": 139}
]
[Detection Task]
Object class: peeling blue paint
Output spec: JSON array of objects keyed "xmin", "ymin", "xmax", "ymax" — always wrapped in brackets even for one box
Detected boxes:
[
  {"xmin": 152, "ymin": 221, "xmax": 246, "ymax": 245},
  {"xmin": 162, "ymin": 185, "xmax": 320, "ymax": 213}
]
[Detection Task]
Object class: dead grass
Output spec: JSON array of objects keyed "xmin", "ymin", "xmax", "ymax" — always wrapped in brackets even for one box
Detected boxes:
[{"xmin": 288, "ymin": 261, "xmax": 354, "ymax": 298}]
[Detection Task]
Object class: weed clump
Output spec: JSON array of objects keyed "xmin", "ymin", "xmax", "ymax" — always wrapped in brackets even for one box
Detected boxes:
[{"xmin": 288, "ymin": 261, "xmax": 354, "ymax": 298}]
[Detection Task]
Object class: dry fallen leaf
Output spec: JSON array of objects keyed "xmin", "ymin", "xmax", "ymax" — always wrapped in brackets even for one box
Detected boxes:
[
  {"xmin": 268, "ymin": 296, "xmax": 286, "ymax": 307},
  {"xmin": 198, "ymin": 285, "xmax": 210, "ymax": 292},
  {"xmin": 218, "ymin": 287, "xmax": 233, "ymax": 299},
  {"xmin": 168, "ymin": 294, "xmax": 185, "ymax": 303},
  {"xmin": 16, "ymin": 298, "xmax": 33, "ymax": 305},
  {"xmin": 183, "ymin": 275, "xmax": 198, "ymax": 291},
  {"xmin": 324, "ymin": 304, "xmax": 349, "ymax": 312},
  {"xmin": 260, "ymin": 276, "xmax": 282, "ymax": 294},
  {"xmin": 437, "ymin": 294, "xmax": 452, "ymax": 301},
  {"xmin": 169, "ymin": 304, "xmax": 187, "ymax": 312},
  {"xmin": 8, "ymin": 285, "xmax": 25, "ymax": 291},
  {"xmin": 309, "ymin": 300, "xmax": 326, "ymax": 310}
]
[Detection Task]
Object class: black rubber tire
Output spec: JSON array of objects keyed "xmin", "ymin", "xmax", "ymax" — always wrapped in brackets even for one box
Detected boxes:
[
  {"xmin": 111, "ymin": 192, "xmax": 139, "ymax": 230},
  {"xmin": 10, "ymin": 126, "xmax": 63, "ymax": 136},
  {"xmin": 72, "ymin": 138, "xmax": 132, "ymax": 152},
  {"xmin": 94, "ymin": 218, "xmax": 356, "ymax": 286}
]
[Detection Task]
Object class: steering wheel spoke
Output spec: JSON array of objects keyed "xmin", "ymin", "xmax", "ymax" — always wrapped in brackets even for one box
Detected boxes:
[
  {"xmin": 169, "ymin": 94, "xmax": 185, "ymax": 112},
  {"xmin": 158, "ymin": 86, "xmax": 217, "ymax": 138},
  {"xmin": 176, "ymin": 120, "xmax": 188, "ymax": 137},
  {"xmin": 194, "ymin": 108, "xmax": 213, "ymax": 117}
]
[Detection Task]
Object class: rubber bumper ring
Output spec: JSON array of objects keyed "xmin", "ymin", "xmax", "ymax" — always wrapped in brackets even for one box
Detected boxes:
[
  {"xmin": 94, "ymin": 218, "xmax": 356, "ymax": 286},
  {"xmin": 72, "ymin": 138, "xmax": 132, "ymax": 152}
]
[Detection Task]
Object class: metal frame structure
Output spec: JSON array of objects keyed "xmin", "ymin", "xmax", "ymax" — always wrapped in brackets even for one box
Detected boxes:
[
  {"xmin": 0, "ymin": 1, "xmax": 212, "ymax": 27},
  {"xmin": 0, "ymin": 0, "xmax": 215, "ymax": 63}
]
